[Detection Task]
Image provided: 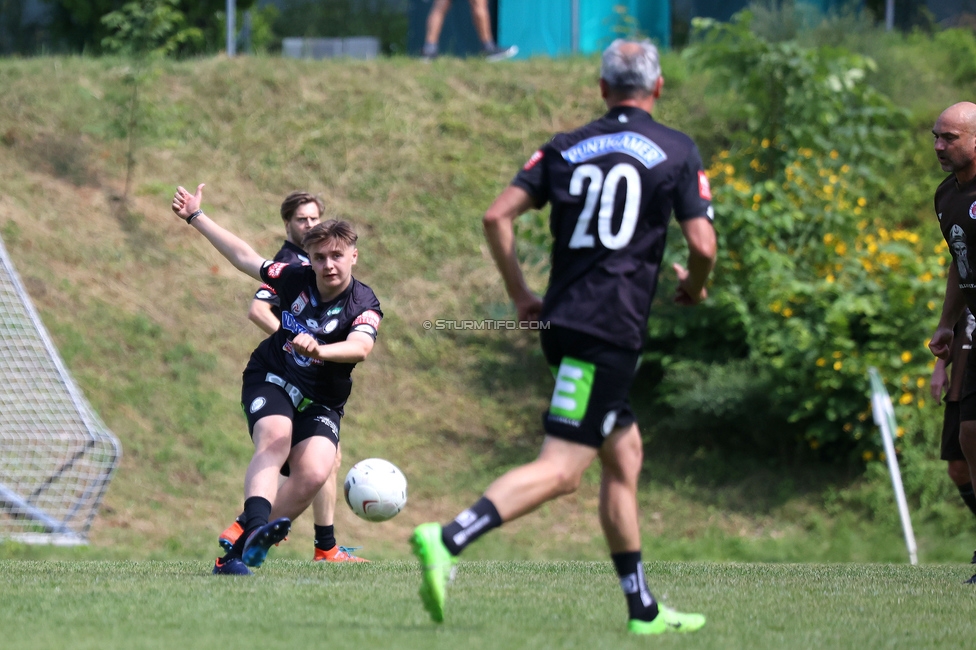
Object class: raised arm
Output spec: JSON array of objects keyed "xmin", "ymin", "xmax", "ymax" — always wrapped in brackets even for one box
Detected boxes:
[{"xmin": 171, "ymin": 184, "xmax": 265, "ymax": 282}]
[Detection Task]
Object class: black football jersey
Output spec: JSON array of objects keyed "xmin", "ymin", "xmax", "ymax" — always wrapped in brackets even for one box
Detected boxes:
[
  {"xmin": 244, "ymin": 261, "xmax": 383, "ymax": 413},
  {"xmin": 936, "ymin": 174, "xmax": 976, "ymax": 317},
  {"xmin": 512, "ymin": 105, "xmax": 713, "ymax": 350},
  {"xmin": 252, "ymin": 240, "xmax": 309, "ymax": 317}
]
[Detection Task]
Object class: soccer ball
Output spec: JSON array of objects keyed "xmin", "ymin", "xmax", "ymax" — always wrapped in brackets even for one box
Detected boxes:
[{"xmin": 343, "ymin": 458, "xmax": 407, "ymax": 522}]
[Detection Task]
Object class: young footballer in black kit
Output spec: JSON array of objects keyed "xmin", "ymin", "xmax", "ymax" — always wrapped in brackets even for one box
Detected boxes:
[
  {"xmin": 217, "ymin": 191, "xmax": 369, "ymax": 563},
  {"xmin": 411, "ymin": 39, "xmax": 717, "ymax": 633},
  {"xmin": 170, "ymin": 184, "xmax": 382, "ymax": 576}
]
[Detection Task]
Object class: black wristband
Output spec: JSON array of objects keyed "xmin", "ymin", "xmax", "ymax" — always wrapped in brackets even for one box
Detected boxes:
[{"xmin": 185, "ymin": 210, "xmax": 203, "ymax": 225}]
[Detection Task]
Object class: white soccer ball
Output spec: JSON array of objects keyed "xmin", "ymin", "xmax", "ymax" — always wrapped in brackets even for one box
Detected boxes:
[{"xmin": 343, "ymin": 458, "xmax": 407, "ymax": 522}]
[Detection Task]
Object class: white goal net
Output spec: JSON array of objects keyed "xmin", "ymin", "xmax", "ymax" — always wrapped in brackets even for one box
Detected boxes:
[{"xmin": 0, "ymin": 235, "xmax": 121, "ymax": 545}]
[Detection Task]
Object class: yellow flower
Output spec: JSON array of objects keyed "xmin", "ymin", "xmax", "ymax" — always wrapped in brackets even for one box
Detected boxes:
[
  {"xmin": 833, "ymin": 361, "xmax": 843, "ymax": 371},
  {"xmin": 829, "ymin": 174, "xmax": 839, "ymax": 184},
  {"xmin": 823, "ymin": 185, "xmax": 834, "ymax": 196},
  {"xmin": 899, "ymin": 392, "xmax": 913, "ymax": 405},
  {"xmin": 900, "ymin": 351, "xmax": 912, "ymax": 363},
  {"xmin": 761, "ymin": 138, "xmax": 770, "ymax": 148},
  {"xmin": 826, "ymin": 274, "xmax": 835, "ymax": 283},
  {"xmin": 916, "ymin": 377, "xmax": 925, "ymax": 388},
  {"xmin": 896, "ymin": 426, "xmax": 905, "ymax": 438},
  {"xmin": 853, "ymin": 207, "xmax": 862, "ymax": 215},
  {"xmin": 753, "ymin": 193, "xmax": 762, "ymax": 203},
  {"xmin": 843, "ymin": 423, "xmax": 853, "ymax": 432},
  {"xmin": 857, "ymin": 197, "xmax": 867, "ymax": 207},
  {"xmin": 771, "ymin": 300, "xmax": 782, "ymax": 313},
  {"xmin": 841, "ymin": 164, "xmax": 850, "ymax": 174},
  {"xmin": 863, "ymin": 450, "xmax": 874, "ymax": 461},
  {"xmin": 833, "ymin": 351, "xmax": 842, "ymax": 359},
  {"xmin": 835, "ymin": 242, "xmax": 847, "ymax": 255},
  {"xmin": 918, "ymin": 398, "xmax": 926, "ymax": 408},
  {"xmin": 816, "ymin": 358, "xmax": 827, "ymax": 367},
  {"xmin": 824, "ymin": 233, "xmax": 835, "ymax": 244},
  {"xmin": 782, "ymin": 308, "xmax": 793, "ymax": 318},
  {"xmin": 830, "ymin": 150, "xmax": 839, "ymax": 159},
  {"xmin": 928, "ymin": 300, "xmax": 936, "ymax": 310}
]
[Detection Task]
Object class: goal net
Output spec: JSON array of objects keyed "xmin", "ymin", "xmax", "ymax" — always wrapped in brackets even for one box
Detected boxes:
[{"xmin": 0, "ymin": 235, "xmax": 121, "ymax": 545}]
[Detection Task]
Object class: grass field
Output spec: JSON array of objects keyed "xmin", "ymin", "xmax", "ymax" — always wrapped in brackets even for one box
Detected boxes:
[{"xmin": 0, "ymin": 558, "xmax": 974, "ymax": 649}]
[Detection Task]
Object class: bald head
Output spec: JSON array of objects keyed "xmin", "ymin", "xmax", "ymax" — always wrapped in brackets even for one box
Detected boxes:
[{"xmin": 934, "ymin": 102, "xmax": 976, "ymax": 183}]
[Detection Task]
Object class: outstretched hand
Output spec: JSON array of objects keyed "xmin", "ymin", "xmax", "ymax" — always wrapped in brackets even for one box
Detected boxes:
[
  {"xmin": 673, "ymin": 263, "xmax": 706, "ymax": 305},
  {"xmin": 171, "ymin": 184, "xmax": 205, "ymax": 221}
]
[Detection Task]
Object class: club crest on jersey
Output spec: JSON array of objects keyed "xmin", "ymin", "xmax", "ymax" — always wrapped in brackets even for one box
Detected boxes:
[
  {"xmin": 291, "ymin": 292, "xmax": 308, "ymax": 314},
  {"xmin": 523, "ymin": 149, "xmax": 543, "ymax": 170},
  {"xmin": 324, "ymin": 318, "xmax": 339, "ymax": 333},
  {"xmin": 267, "ymin": 262, "xmax": 287, "ymax": 278},
  {"xmin": 969, "ymin": 201, "xmax": 976, "ymax": 219},
  {"xmin": 561, "ymin": 131, "xmax": 667, "ymax": 169}
]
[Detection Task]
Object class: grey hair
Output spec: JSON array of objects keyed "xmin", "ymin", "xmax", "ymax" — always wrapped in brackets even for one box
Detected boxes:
[{"xmin": 600, "ymin": 39, "xmax": 661, "ymax": 97}]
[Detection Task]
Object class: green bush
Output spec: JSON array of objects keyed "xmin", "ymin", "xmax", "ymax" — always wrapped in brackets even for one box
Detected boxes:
[{"xmin": 641, "ymin": 12, "xmax": 946, "ymax": 460}]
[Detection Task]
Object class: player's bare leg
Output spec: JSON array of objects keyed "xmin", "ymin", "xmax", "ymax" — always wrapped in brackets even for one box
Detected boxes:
[
  {"xmin": 598, "ymin": 423, "xmax": 643, "ymax": 553},
  {"xmin": 483, "ymin": 436, "xmax": 596, "ymax": 520},
  {"xmin": 270, "ymin": 436, "xmax": 336, "ymax": 521}
]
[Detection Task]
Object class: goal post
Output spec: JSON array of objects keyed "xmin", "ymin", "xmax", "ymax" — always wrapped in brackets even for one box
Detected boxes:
[
  {"xmin": 868, "ymin": 367, "xmax": 918, "ymax": 565},
  {"xmin": 0, "ymin": 234, "xmax": 121, "ymax": 545}
]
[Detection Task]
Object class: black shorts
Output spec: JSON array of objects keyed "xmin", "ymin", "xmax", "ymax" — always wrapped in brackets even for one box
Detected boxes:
[
  {"xmin": 241, "ymin": 377, "xmax": 341, "ymax": 449},
  {"xmin": 941, "ymin": 401, "xmax": 965, "ymax": 461},
  {"xmin": 539, "ymin": 325, "xmax": 639, "ymax": 448},
  {"xmin": 959, "ymin": 355, "xmax": 976, "ymax": 423}
]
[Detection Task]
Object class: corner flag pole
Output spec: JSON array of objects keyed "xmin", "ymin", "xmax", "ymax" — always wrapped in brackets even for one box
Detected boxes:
[{"xmin": 868, "ymin": 367, "xmax": 918, "ymax": 565}]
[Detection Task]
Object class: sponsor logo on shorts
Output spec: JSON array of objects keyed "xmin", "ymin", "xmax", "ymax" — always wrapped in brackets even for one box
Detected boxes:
[
  {"xmin": 324, "ymin": 318, "xmax": 339, "ymax": 333},
  {"xmin": 698, "ymin": 170, "xmax": 712, "ymax": 201},
  {"xmin": 314, "ymin": 415, "xmax": 339, "ymax": 436},
  {"xmin": 601, "ymin": 411, "xmax": 618, "ymax": 437},
  {"xmin": 249, "ymin": 397, "xmax": 266, "ymax": 413},
  {"xmin": 255, "ymin": 289, "xmax": 273, "ymax": 300},
  {"xmin": 969, "ymin": 201, "xmax": 976, "ymax": 220},
  {"xmin": 561, "ymin": 131, "xmax": 667, "ymax": 169},
  {"xmin": 267, "ymin": 262, "xmax": 287, "ymax": 278},
  {"xmin": 523, "ymin": 149, "xmax": 544, "ymax": 170}
]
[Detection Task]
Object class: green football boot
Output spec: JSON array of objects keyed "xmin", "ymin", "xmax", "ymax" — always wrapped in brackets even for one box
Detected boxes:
[
  {"xmin": 410, "ymin": 523, "xmax": 457, "ymax": 623},
  {"xmin": 628, "ymin": 604, "xmax": 706, "ymax": 635}
]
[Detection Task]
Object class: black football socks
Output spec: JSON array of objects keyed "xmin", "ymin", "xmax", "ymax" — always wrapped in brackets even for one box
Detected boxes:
[
  {"xmin": 314, "ymin": 524, "xmax": 337, "ymax": 552},
  {"xmin": 441, "ymin": 496, "xmax": 502, "ymax": 556},
  {"xmin": 612, "ymin": 551, "xmax": 659, "ymax": 622}
]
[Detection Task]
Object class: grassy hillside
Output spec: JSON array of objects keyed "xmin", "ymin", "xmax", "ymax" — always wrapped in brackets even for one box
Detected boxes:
[{"xmin": 0, "ymin": 51, "xmax": 971, "ymax": 564}]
